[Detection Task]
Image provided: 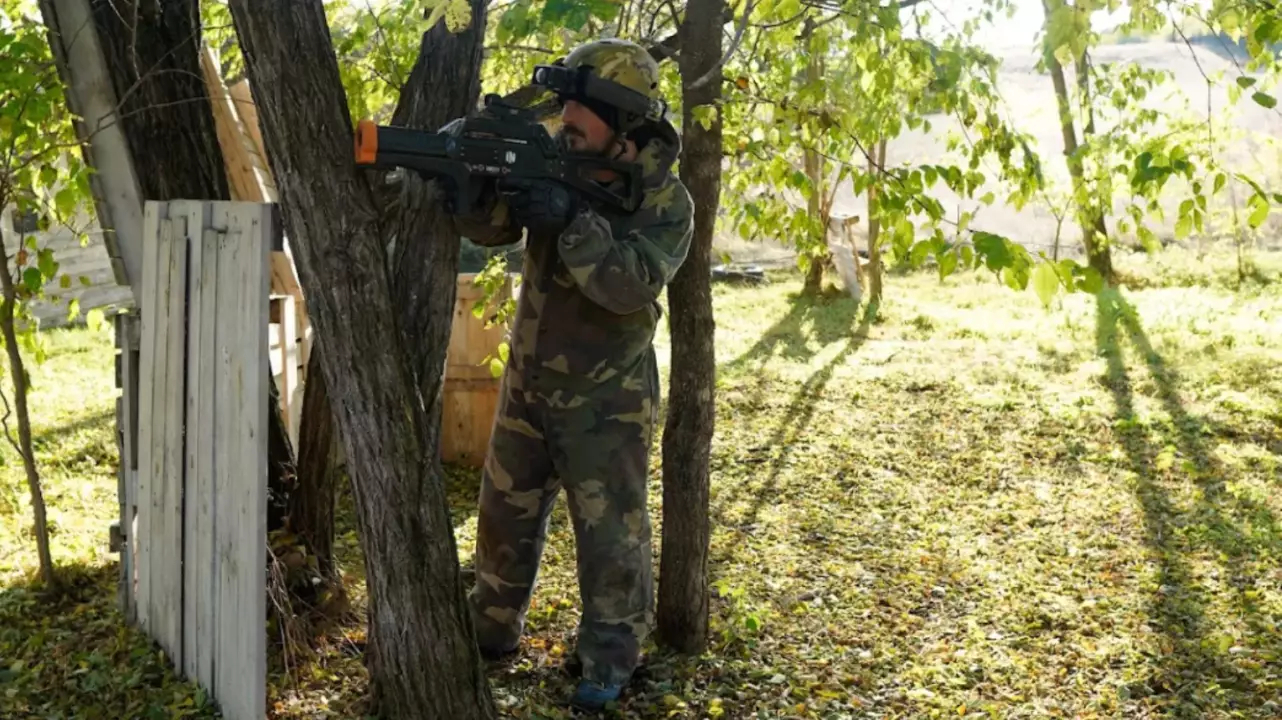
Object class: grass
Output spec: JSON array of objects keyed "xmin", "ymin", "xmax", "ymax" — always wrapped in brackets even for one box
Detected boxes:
[{"xmin": 1, "ymin": 245, "xmax": 1279, "ymax": 719}]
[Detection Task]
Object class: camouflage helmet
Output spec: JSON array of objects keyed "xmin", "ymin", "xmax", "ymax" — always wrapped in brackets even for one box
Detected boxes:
[{"xmin": 532, "ymin": 38, "xmax": 668, "ymax": 133}]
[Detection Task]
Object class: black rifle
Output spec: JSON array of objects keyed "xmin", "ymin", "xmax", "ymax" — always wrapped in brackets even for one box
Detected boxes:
[{"xmin": 353, "ymin": 93, "xmax": 643, "ymax": 214}]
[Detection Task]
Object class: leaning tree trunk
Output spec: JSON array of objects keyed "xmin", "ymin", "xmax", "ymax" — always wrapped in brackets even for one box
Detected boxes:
[
  {"xmin": 1040, "ymin": 0, "xmax": 1112, "ymax": 283},
  {"xmin": 225, "ymin": 0, "xmax": 497, "ymax": 716},
  {"xmin": 657, "ymin": 0, "xmax": 722, "ymax": 654},
  {"xmin": 38, "ymin": 0, "xmax": 301, "ymax": 531}
]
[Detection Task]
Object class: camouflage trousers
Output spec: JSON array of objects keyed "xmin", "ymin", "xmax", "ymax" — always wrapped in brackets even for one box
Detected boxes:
[{"xmin": 467, "ymin": 356, "xmax": 659, "ymax": 687}]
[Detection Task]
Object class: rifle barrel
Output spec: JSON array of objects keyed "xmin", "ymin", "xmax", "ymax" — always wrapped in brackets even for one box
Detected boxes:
[{"xmin": 354, "ymin": 119, "xmax": 452, "ymax": 166}]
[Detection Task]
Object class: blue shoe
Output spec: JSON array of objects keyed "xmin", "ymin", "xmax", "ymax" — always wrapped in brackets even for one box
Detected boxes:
[{"xmin": 570, "ymin": 679, "xmax": 623, "ymax": 710}]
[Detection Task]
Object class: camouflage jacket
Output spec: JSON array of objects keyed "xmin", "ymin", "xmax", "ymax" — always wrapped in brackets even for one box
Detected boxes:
[{"xmin": 453, "ymin": 119, "xmax": 693, "ymax": 396}]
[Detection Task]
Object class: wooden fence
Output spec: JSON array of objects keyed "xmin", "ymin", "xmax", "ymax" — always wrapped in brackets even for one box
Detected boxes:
[{"xmin": 115, "ymin": 199, "xmax": 273, "ymax": 719}]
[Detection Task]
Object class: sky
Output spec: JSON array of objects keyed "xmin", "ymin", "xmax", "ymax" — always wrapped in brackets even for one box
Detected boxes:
[{"xmin": 918, "ymin": 0, "xmax": 1134, "ymax": 52}]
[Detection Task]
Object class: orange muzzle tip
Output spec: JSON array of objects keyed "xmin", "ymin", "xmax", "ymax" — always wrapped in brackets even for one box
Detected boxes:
[{"xmin": 355, "ymin": 119, "xmax": 378, "ymax": 165}]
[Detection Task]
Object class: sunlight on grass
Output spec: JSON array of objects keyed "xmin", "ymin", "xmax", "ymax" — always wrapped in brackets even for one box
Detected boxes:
[
  {"xmin": 0, "ymin": 323, "xmax": 120, "ymax": 585},
  {"xmin": 2, "ymin": 246, "xmax": 1279, "ymax": 719}
]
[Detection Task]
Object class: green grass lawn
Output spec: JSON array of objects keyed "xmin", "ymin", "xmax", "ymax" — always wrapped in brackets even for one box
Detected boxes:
[{"xmin": 1, "ymin": 246, "xmax": 1279, "ymax": 719}]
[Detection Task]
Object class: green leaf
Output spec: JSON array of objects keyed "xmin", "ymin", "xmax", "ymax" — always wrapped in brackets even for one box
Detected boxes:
[
  {"xmin": 1236, "ymin": 75, "xmax": 1257, "ymax": 89},
  {"xmin": 973, "ymin": 232, "xmax": 1011, "ymax": 271},
  {"xmin": 22, "ymin": 268, "xmax": 42, "ymax": 294},
  {"xmin": 59, "ymin": 275, "xmax": 71, "ymax": 289},
  {"xmin": 1076, "ymin": 267, "xmax": 1104, "ymax": 294},
  {"xmin": 691, "ymin": 104, "xmax": 717, "ymax": 131},
  {"xmin": 1137, "ymin": 226, "xmax": 1160, "ymax": 253},
  {"xmin": 1002, "ymin": 263, "xmax": 1030, "ymax": 291},
  {"xmin": 86, "ymin": 308, "xmax": 106, "ymax": 333},
  {"xmin": 937, "ymin": 249, "xmax": 958, "ymax": 280},
  {"xmin": 37, "ymin": 249, "xmax": 57, "ymax": 280},
  {"xmin": 1213, "ymin": 172, "xmax": 1226, "ymax": 194},
  {"xmin": 1251, "ymin": 91, "xmax": 1277, "ymax": 109},
  {"xmin": 1031, "ymin": 262, "xmax": 1059, "ymax": 307},
  {"xmin": 54, "ymin": 187, "xmax": 77, "ymax": 220},
  {"xmin": 1174, "ymin": 215, "xmax": 1193, "ymax": 240},
  {"xmin": 542, "ymin": 0, "xmax": 592, "ymax": 30},
  {"xmin": 1247, "ymin": 194, "xmax": 1270, "ymax": 228}
]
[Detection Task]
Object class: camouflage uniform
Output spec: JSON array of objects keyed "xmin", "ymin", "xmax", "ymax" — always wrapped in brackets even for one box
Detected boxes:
[{"xmin": 451, "ymin": 41, "xmax": 693, "ymax": 689}]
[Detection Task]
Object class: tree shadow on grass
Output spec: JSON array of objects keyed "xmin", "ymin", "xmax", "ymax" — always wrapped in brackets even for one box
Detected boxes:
[
  {"xmin": 711, "ymin": 299, "xmax": 876, "ymax": 557},
  {"xmin": 1096, "ymin": 289, "xmax": 1282, "ymax": 716},
  {"xmin": 27, "ymin": 409, "xmax": 114, "ymax": 453},
  {"xmin": 720, "ymin": 288, "xmax": 865, "ymax": 378}
]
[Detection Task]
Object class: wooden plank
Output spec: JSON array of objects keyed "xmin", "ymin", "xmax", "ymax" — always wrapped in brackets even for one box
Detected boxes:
[
  {"xmin": 277, "ymin": 294, "xmax": 298, "ymax": 445},
  {"xmin": 115, "ymin": 318, "xmax": 128, "ymax": 615},
  {"xmin": 158, "ymin": 213, "xmax": 189, "ymax": 664},
  {"xmin": 227, "ymin": 80, "xmax": 275, "ymax": 197},
  {"xmin": 135, "ymin": 202, "xmax": 166, "ymax": 633},
  {"xmin": 42, "ymin": 0, "xmax": 146, "ymax": 295},
  {"xmin": 200, "ymin": 48, "xmax": 269, "ymax": 204},
  {"xmin": 115, "ymin": 311, "xmax": 141, "ymax": 622},
  {"xmin": 212, "ymin": 202, "xmax": 269, "ymax": 720},
  {"xmin": 174, "ymin": 201, "xmax": 208, "ymax": 681},
  {"xmin": 194, "ymin": 226, "xmax": 221, "ymax": 692},
  {"xmin": 202, "ymin": 51, "xmax": 301, "ymax": 315}
]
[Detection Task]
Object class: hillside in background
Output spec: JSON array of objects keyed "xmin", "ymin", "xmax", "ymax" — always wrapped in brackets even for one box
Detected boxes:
[{"xmin": 719, "ymin": 37, "xmax": 1282, "ymax": 267}]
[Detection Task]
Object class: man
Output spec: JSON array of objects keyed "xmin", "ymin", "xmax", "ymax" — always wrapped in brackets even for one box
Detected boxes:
[{"xmin": 446, "ymin": 39, "xmax": 694, "ymax": 710}]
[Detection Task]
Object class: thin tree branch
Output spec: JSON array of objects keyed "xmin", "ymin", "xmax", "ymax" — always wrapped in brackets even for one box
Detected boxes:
[
  {"xmin": 363, "ymin": 0, "xmax": 408, "ymax": 90},
  {"xmin": 753, "ymin": 8, "xmax": 809, "ymax": 29},
  {"xmin": 688, "ymin": 0, "xmax": 759, "ymax": 91}
]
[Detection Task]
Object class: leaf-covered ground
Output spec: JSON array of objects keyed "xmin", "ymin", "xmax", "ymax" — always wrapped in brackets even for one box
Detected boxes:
[{"xmin": 1, "ymin": 247, "xmax": 1279, "ymax": 719}]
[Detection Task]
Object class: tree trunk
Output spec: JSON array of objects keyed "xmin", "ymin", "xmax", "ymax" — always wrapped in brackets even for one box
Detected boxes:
[
  {"xmin": 800, "ymin": 18, "xmax": 827, "ymax": 296},
  {"xmin": 0, "ymin": 227, "xmax": 54, "ymax": 586},
  {"xmin": 867, "ymin": 139, "xmax": 887, "ymax": 305},
  {"xmin": 40, "ymin": 0, "xmax": 301, "ymax": 530},
  {"xmin": 1040, "ymin": 0, "xmax": 1112, "ymax": 282},
  {"xmin": 291, "ymin": 349, "xmax": 337, "ymax": 580},
  {"xmin": 225, "ymin": 1, "xmax": 497, "ymax": 717},
  {"xmin": 657, "ymin": 0, "xmax": 722, "ymax": 654}
]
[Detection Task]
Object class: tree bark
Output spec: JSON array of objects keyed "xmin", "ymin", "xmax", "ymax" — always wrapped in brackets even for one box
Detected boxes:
[
  {"xmin": 1040, "ymin": 0, "xmax": 1112, "ymax": 282},
  {"xmin": 292, "ymin": 349, "xmax": 337, "ymax": 580},
  {"xmin": 87, "ymin": 0, "xmax": 228, "ymax": 202},
  {"xmin": 0, "ymin": 226, "xmax": 54, "ymax": 586},
  {"xmin": 225, "ymin": 1, "xmax": 496, "ymax": 717},
  {"xmin": 657, "ymin": 0, "xmax": 722, "ymax": 654}
]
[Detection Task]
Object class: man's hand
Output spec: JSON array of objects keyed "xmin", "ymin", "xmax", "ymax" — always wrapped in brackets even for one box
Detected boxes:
[
  {"xmin": 499, "ymin": 177, "xmax": 579, "ymax": 231},
  {"xmin": 436, "ymin": 176, "xmax": 486, "ymax": 216}
]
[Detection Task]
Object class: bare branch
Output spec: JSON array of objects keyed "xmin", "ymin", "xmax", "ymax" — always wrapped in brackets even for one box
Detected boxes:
[{"xmin": 687, "ymin": 0, "xmax": 759, "ymax": 91}]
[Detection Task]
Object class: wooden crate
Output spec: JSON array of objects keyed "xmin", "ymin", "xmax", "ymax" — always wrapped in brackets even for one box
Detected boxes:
[{"xmin": 441, "ymin": 273, "xmax": 513, "ymax": 467}]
